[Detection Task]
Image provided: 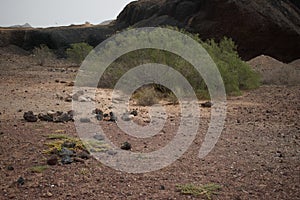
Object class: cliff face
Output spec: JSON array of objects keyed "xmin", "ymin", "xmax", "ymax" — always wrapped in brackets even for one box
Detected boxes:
[
  {"xmin": 0, "ymin": 0, "xmax": 299, "ymax": 62},
  {"xmin": 0, "ymin": 25, "xmax": 115, "ymax": 56},
  {"xmin": 116, "ymin": 0, "xmax": 300, "ymax": 62}
]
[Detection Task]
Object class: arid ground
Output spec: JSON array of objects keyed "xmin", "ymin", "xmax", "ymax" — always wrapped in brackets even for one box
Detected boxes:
[{"xmin": 0, "ymin": 46, "xmax": 299, "ymax": 199}]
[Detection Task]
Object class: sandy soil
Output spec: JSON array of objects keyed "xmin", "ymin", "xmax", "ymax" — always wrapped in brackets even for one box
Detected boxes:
[{"xmin": 0, "ymin": 48, "xmax": 299, "ymax": 199}]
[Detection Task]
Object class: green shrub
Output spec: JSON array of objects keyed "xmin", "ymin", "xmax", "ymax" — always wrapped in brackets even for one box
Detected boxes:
[
  {"xmin": 133, "ymin": 86, "xmax": 159, "ymax": 106},
  {"xmin": 96, "ymin": 27, "xmax": 260, "ymax": 99},
  {"xmin": 66, "ymin": 43, "xmax": 93, "ymax": 65},
  {"xmin": 33, "ymin": 44, "xmax": 55, "ymax": 66},
  {"xmin": 176, "ymin": 183, "xmax": 221, "ymax": 199}
]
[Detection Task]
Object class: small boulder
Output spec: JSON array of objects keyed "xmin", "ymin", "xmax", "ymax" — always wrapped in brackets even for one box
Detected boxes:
[
  {"xmin": 47, "ymin": 155, "xmax": 58, "ymax": 166},
  {"xmin": 130, "ymin": 110, "xmax": 138, "ymax": 116},
  {"xmin": 23, "ymin": 111, "xmax": 37, "ymax": 122},
  {"xmin": 109, "ymin": 112, "xmax": 117, "ymax": 122},
  {"xmin": 61, "ymin": 155, "xmax": 73, "ymax": 165},
  {"xmin": 17, "ymin": 177, "xmax": 25, "ymax": 185},
  {"xmin": 201, "ymin": 101, "xmax": 213, "ymax": 108},
  {"xmin": 59, "ymin": 147, "xmax": 74, "ymax": 157},
  {"xmin": 121, "ymin": 142, "xmax": 131, "ymax": 150}
]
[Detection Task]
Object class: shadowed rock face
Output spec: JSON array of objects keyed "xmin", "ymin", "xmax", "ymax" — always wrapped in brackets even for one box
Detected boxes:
[
  {"xmin": 0, "ymin": 25, "xmax": 115, "ymax": 57},
  {"xmin": 0, "ymin": 0, "xmax": 299, "ymax": 62},
  {"xmin": 115, "ymin": 0, "xmax": 300, "ymax": 62}
]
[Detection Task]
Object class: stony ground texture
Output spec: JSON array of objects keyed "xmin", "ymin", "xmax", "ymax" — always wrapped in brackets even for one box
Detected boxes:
[{"xmin": 0, "ymin": 47, "xmax": 299, "ymax": 199}]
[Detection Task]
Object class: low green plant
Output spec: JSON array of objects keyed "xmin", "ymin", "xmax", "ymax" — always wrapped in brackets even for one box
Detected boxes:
[
  {"xmin": 43, "ymin": 134, "xmax": 85, "ymax": 154},
  {"xmin": 176, "ymin": 183, "xmax": 221, "ymax": 199},
  {"xmin": 96, "ymin": 27, "xmax": 260, "ymax": 99},
  {"xmin": 30, "ymin": 165, "xmax": 48, "ymax": 173},
  {"xmin": 47, "ymin": 134, "xmax": 71, "ymax": 140},
  {"xmin": 66, "ymin": 42, "xmax": 93, "ymax": 65},
  {"xmin": 33, "ymin": 44, "xmax": 55, "ymax": 66},
  {"xmin": 133, "ymin": 86, "xmax": 159, "ymax": 106}
]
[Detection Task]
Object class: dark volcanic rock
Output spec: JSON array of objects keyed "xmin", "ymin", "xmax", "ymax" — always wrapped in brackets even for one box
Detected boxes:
[
  {"xmin": 61, "ymin": 155, "xmax": 73, "ymax": 165},
  {"xmin": 17, "ymin": 177, "xmax": 25, "ymax": 185},
  {"xmin": 121, "ymin": 141, "xmax": 132, "ymax": 150},
  {"xmin": 116, "ymin": 0, "xmax": 300, "ymax": 62},
  {"xmin": 38, "ymin": 113, "xmax": 53, "ymax": 122},
  {"xmin": 23, "ymin": 111, "xmax": 37, "ymax": 122},
  {"xmin": 0, "ymin": 25, "xmax": 115, "ymax": 57},
  {"xmin": 201, "ymin": 101, "xmax": 213, "ymax": 108},
  {"xmin": 47, "ymin": 155, "xmax": 58, "ymax": 166},
  {"xmin": 1, "ymin": 0, "xmax": 299, "ymax": 62}
]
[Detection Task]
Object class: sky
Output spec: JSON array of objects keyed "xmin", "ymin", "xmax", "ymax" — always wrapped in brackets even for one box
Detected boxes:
[{"xmin": 0, "ymin": 0, "xmax": 134, "ymax": 27}]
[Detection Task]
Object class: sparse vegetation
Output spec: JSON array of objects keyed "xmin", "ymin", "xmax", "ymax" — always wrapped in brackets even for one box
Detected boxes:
[
  {"xmin": 29, "ymin": 165, "xmax": 49, "ymax": 173},
  {"xmin": 97, "ymin": 27, "xmax": 260, "ymax": 100},
  {"xmin": 176, "ymin": 183, "xmax": 221, "ymax": 199},
  {"xmin": 66, "ymin": 42, "xmax": 93, "ymax": 65},
  {"xmin": 33, "ymin": 44, "xmax": 55, "ymax": 66},
  {"xmin": 133, "ymin": 86, "xmax": 159, "ymax": 106},
  {"xmin": 43, "ymin": 134, "xmax": 86, "ymax": 154},
  {"xmin": 44, "ymin": 134, "xmax": 109, "ymax": 154}
]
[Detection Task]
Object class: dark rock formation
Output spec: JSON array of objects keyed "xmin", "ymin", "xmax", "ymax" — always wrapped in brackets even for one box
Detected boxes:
[
  {"xmin": 115, "ymin": 0, "xmax": 300, "ymax": 62},
  {"xmin": 0, "ymin": 0, "xmax": 299, "ymax": 62},
  {"xmin": 0, "ymin": 25, "xmax": 115, "ymax": 57}
]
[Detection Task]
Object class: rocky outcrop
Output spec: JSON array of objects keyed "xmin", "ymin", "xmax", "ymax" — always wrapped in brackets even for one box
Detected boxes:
[
  {"xmin": 115, "ymin": 0, "xmax": 300, "ymax": 62},
  {"xmin": 0, "ymin": 0, "xmax": 299, "ymax": 62},
  {"xmin": 0, "ymin": 25, "xmax": 115, "ymax": 56}
]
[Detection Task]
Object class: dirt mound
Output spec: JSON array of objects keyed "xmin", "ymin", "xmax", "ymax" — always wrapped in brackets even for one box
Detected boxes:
[
  {"xmin": 289, "ymin": 59, "xmax": 300, "ymax": 67},
  {"xmin": 0, "ymin": 45, "xmax": 30, "ymax": 56},
  {"xmin": 248, "ymin": 55, "xmax": 300, "ymax": 85},
  {"xmin": 116, "ymin": 0, "xmax": 300, "ymax": 62}
]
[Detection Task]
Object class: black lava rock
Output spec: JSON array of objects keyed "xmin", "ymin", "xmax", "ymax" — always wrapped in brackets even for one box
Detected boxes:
[
  {"xmin": 201, "ymin": 101, "xmax": 213, "ymax": 108},
  {"xmin": 77, "ymin": 151, "xmax": 91, "ymax": 159},
  {"xmin": 130, "ymin": 110, "xmax": 138, "ymax": 116},
  {"xmin": 23, "ymin": 111, "xmax": 37, "ymax": 122},
  {"xmin": 54, "ymin": 112, "xmax": 73, "ymax": 123},
  {"xmin": 109, "ymin": 112, "xmax": 117, "ymax": 122},
  {"xmin": 96, "ymin": 114, "xmax": 103, "ymax": 121},
  {"xmin": 121, "ymin": 142, "xmax": 131, "ymax": 150},
  {"xmin": 47, "ymin": 155, "xmax": 58, "ymax": 166},
  {"xmin": 38, "ymin": 113, "xmax": 53, "ymax": 122},
  {"xmin": 61, "ymin": 155, "xmax": 73, "ymax": 165},
  {"xmin": 59, "ymin": 147, "xmax": 74, "ymax": 157},
  {"xmin": 7, "ymin": 166, "xmax": 14, "ymax": 171},
  {"xmin": 17, "ymin": 177, "xmax": 25, "ymax": 185}
]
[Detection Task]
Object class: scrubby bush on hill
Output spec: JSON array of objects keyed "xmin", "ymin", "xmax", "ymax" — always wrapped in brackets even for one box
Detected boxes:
[
  {"xmin": 33, "ymin": 44, "xmax": 55, "ymax": 66},
  {"xmin": 66, "ymin": 43, "xmax": 93, "ymax": 65}
]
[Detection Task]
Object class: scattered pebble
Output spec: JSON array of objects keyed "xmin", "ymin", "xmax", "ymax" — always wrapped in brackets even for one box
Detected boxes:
[
  {"xmin": 201, "ymin": 101, "xmax": 212, "ymax": 108},
  {"xmin": 121, "ymin": 142, "xmax": 131, "ymax": 150},
  {"xmin": 17, "ymin": 177, "xmax": 25, "ymax": 185},
  {"xmin": 47, "ymin": 155, "xmax": 58, "ymax": 166},
  {"xmin": 77, "ymin": 151, "xmax": 91, "ymax": 159},
  {"xmin": 59, "ymin": 147, "xmax": 74, "ymax": 157},
  {"xmin": 61, "ymin": 155, "xmax": 73, "ymax": 165}
]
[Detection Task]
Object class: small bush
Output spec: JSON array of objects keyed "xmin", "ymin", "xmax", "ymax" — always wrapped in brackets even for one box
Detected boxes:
[
  {"xmin": 33, "ymin": 44, "xmax": 55, "ymax": 66},
  {"xmin": 96, "ymin": 27, "xmax": 260, "ymax": 99},
  {"xmin": 176, "ymin": 183, "xmax": 221, "ymax": 199},
  {"xmin": 66, "ymin": 43, "xmax": 93, "ymax": 65},
  {"xmin": 134, "ymin": 87, "xmax": 159, "ymax": 106}
]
